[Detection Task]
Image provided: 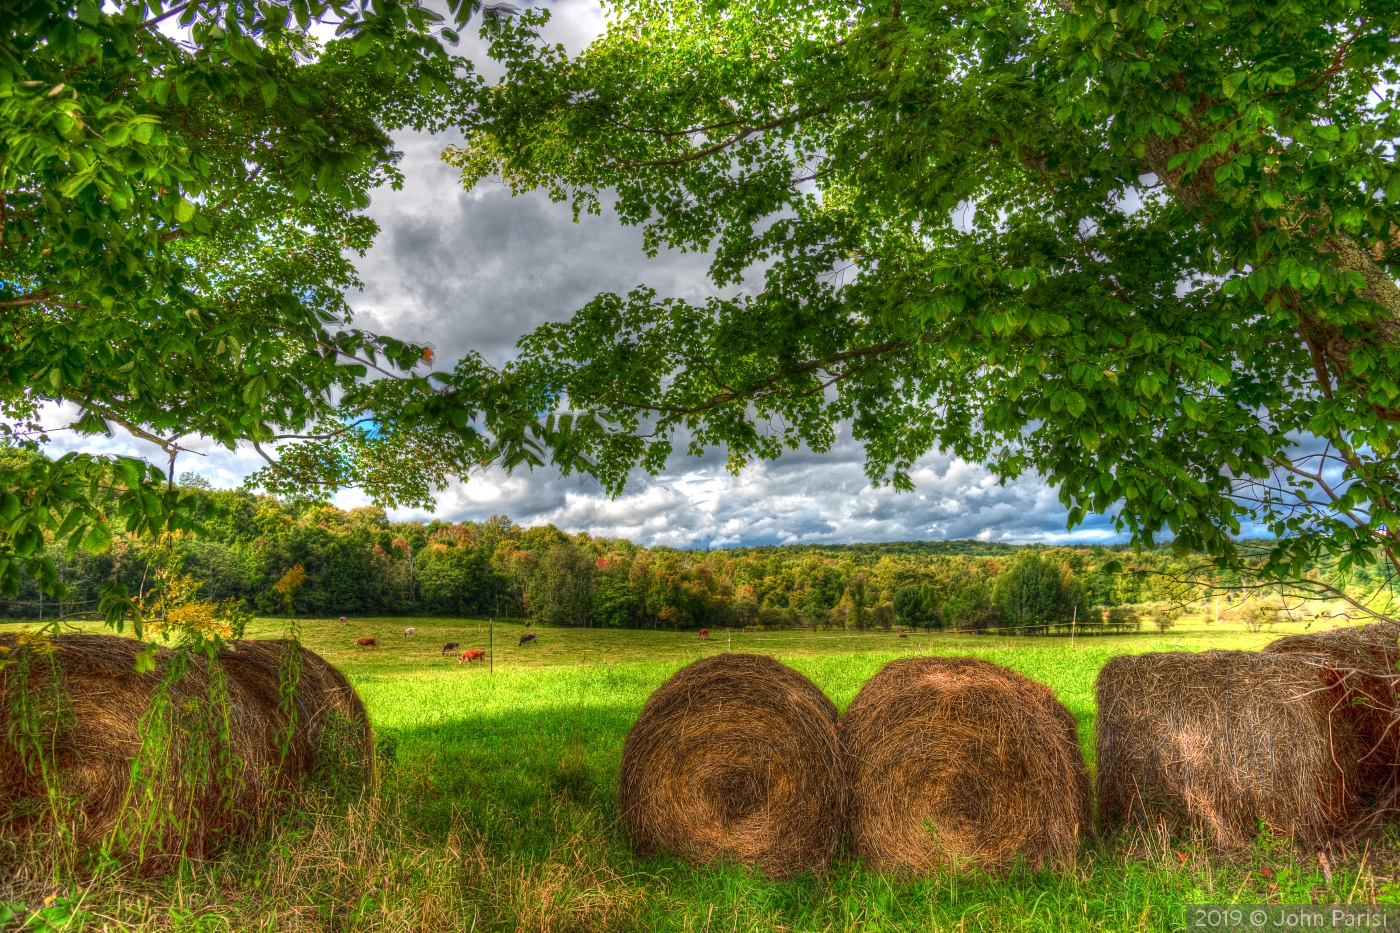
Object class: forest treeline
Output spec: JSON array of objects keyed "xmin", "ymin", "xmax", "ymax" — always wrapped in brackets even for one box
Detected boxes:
[{"xmin": 4, "ymin": 480, "xmax": 1382, "ymax": 632}]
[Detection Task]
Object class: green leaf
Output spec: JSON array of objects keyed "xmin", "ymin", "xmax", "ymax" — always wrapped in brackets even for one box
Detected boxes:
[
  {"xmin": 133, "ymin": 644, "xmax": 158, "ymax": 674},
  {"xmin": 174, "ymin": 198, "xmax": 195, "ymax": 223},
  {"xmin": 83, "ymin": 521, "xmax": 113, "ymax": 554}
]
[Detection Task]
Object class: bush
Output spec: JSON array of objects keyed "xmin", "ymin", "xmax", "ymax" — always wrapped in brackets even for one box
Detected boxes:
[
  {"xmin": 729, "ymin": 598, "xmax": 759, "ymax": 629},
  {"xmin": 1241, "ymin": 602, "xmax": 1277, "ymax": 633},
  {"xmin": 893, "ymin": 587, "xmax": 924, "ymax": 629},
  {"xmin": 1105, "ymin": 605, "xmax": 1140, "ymax": 632},
  {"xmin": 1146, "ymin": 607, "xmax": 1177, "ymax": 634},
  {"xmin": 758, "ymin": 606, "xmax": 796, "ymax": 629}
]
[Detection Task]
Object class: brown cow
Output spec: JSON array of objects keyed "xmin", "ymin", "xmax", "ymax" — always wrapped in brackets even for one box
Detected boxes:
[
  {"xmin": 459, "ymin": 649, "xmax": 486, "ymax": 664},
  {"xmin": 355, "ymin": 637, "xmax": 377, "ymax": 647},
  {"xmin": 898, "ymin": 633, "xmax": 909, "ymax": 639},
  {"xmin": 698, "ymin": 628, "xmax": 709, "ymax": 640}
]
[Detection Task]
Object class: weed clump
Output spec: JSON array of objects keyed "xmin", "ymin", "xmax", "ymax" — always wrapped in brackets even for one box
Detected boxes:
[
  {"xmin": 618, "ymin": 653, "xmax": 842, "ymax": 878},
  {"xmin": 1096, "ymin": 649, "xmax": 1373, "ymax": 850},
  {"xmin": 842, "ymin": 655, "xmax": 1090, "ymax": 875}
]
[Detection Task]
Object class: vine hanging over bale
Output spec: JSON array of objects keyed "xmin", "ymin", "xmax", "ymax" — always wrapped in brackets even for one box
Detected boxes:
[
  {"xmin": 1264, "ymin": 622, "xmax": 1400, "ymax": 832},
  {"xmin": 842, "ymin": 655, "xmax": 1090, "ymax": 875},
  {"xmin": 0, "ymin": 634, "xmax": 371, "ymax": 872},
  {"xmin": 1096, "ymin": 650, "xmax": 1373, "ymax": 851},
  {"xmin": 217, "ymin": 639, "xmax": 374, "ymax": 794},
  {"xmin": 618, "ymin": 653, "xmax": 842, "ymax": 878}
]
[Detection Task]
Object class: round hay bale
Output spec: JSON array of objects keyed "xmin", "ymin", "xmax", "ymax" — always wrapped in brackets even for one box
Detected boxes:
[
  {"xmin": 1264, "ymin": 622, "xmax": 1400, "ymax": 830},
  {"xmin": 842, "ymin": 655, "xmax": 1090, "ymax": 875},
  {"xmin": 618, "ymin": 653, "xmax": 842, "ymax": 878},
  {"xmin": 218, "ymin": 638, "xmax": 374, "ymax": 789},
  {"xmin": 1096, "ymin": 650, "xmax": 1370, "ymax": 850},
  {"xmin": 0, "ymin": 633, "xmax": 370, "ymax": 864}
]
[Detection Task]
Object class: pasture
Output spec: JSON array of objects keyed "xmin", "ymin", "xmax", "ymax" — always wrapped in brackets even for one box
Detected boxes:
[{"xmin": 5, "ymin": 615, "xmax": 1399, "ymax": 931}]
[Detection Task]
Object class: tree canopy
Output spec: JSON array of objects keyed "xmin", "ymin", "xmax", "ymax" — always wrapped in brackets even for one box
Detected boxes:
[
  {"xmin": 17, "ymin": 479, "xmax": 1348, "ymax": 630},
  {"xmin": 9, "ymin": 0, "xmax": 1400, "ymax": 620},
  {"xmin": 1, "ymin": 0, "xmax": 505, "ymax": 616},
  {"xmin": 448, "ymin": 0, "xmax": 1400, "ymax": 587}
]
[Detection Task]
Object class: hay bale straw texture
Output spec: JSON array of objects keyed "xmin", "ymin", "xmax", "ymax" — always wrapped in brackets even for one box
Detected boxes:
[
  {"xmin": 217, "ymin": 638, "xmax": 373, "ymax": 783},
  {"xmin": 0, "ymin": 634, "xmax": 370, "ymax": 860},
  {"xmin": 1265, "ymin": 622, "xmax": 1400, "ymax": 830},
  {"xmin": 842, "ymin": 656, "xmax": 1091, "ymax": 875},
  {"xmin": 1096, "ymin": 650, "xmax": 1372, "ymax": 850},
  {"xmin": 618, "ymin": 653, "xmax": 842, "ymax": 878}
]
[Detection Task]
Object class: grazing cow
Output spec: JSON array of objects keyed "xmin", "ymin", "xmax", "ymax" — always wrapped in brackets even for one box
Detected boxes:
[
  {"xmin": 459, "ymin": 648, "xmax": 487, "ymax": 664},
  {"xmin": 898, "ymin": 633, "xmax": 909, "ymax": 639},
  {"xmin": 355, "ymin": 637, "xmax": 377, "ymax": 647},
  {"xmin": 442, "ymin": 642, "xmax": 460, "ymax": 656},
  {"xmin": 698, "ymin": 628, "xmax": 709, "ymax": 640},
  {"xmin": 403, "ymin": 627, "xmax": 416, "ymax": 638},
  {"xmin": 519, "ymin": 632, "xmax": 537, "ymax": 647},
  {"xmin": 339, "ymin": 616, "xmax": 347, "ymax": 626}
]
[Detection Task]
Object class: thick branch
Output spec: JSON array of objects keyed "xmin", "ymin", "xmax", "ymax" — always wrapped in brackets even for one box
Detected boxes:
[
  {"xmin": 609, "ymin": 337, "xmax": 911, "ymax": 416},
  {"xmin": 0, "ymin": 291, "xmax": 56, "ymax": 309},
  {"xmin": 606, "ymin": 106, "xmax": 835, "ymax": 170}
]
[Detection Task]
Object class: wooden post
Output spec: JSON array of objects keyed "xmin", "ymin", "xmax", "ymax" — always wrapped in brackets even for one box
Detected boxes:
[{"xmin": 1070, "ymin": 605, "xmax": 1076, "ymax": 646}]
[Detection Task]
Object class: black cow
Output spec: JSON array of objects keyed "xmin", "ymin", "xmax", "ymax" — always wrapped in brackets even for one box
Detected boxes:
[
  {"xmin": 442, "ymin": 642, "xmax": 460, "ymax": 655},
  {"xmin": 519, "ymin": 632, "xmax": 537, "ymax": 647}
]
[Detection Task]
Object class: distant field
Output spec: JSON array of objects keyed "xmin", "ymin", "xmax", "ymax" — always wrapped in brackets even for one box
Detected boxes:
[
  {"xmin": 246, "ymin": 615, "xmax": 1286, "ymax": 767},
  {"xmin": 4, "ymin": 615, "xmax": 1396, "ymax": 931}
]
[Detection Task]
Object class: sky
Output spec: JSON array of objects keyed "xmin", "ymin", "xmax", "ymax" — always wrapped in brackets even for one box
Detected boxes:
[{"xmin": 47, "ymin": 1, "xmax": 1130, "ymax": 550}]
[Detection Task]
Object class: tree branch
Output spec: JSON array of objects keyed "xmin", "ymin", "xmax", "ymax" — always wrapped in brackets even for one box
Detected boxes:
[
  {"xmin": 0, "ymin": 291, "xmax": 56, "ymax": 309},
  {"xmin": 605, "ymin": 337, "xmax": 911, "ymax": 416},
  {"xmin": 606, "ymin": 106, "xmax": 835, "ymax": 170}
]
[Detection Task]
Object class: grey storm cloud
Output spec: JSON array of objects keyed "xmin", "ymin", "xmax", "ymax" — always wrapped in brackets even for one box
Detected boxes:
[
  {"xmin": 42, "ymin": 1, "xmax": 1132, "ymax": 548},
  {"xmin": 346, "ymin": 137, "xmax": 722, "ymax": 366}
]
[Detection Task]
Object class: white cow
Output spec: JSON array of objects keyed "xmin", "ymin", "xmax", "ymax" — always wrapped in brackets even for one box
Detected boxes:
[{"xmin": 403, "ymin": 627, "xmax": 416, "ymax": 638}]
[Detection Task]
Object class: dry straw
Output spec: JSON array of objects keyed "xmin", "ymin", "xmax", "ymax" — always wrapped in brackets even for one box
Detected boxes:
[
  {"xmin": 217, "ymin": 637, "xmax": 374, "ymax": 786},
  {"xmin": 842, "ymin": 655, "xmax": 1091, "ymax": 875},
  {"xmin": 1096, "ymin": 649, "xmax": 1373, "ymax": 850},
  {"xmin": 0, "ymin": 634, "xmax": 370, "ymax": 864},
  {"xmin": 1264, "ymin": 622, "xmax": 1400, "ymax": 833},
  {"xmin": 618, "ymin": 653, "xmax": 842, "ymax": 878}
]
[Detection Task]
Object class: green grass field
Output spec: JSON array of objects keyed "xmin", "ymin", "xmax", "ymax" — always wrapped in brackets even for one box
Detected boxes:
[{"xmin": 5, "ymin": 615, "xmax": 1399, "ymax": 932}]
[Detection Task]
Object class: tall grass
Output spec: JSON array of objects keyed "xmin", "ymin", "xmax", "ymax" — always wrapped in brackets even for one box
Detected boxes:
[{"xmin": 1, "ymin": 618, "xmax": 1395, "ymax": 931}]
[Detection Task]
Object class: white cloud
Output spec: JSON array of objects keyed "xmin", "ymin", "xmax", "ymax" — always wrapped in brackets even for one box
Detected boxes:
[{"xmin": 390, "ymin": 429, "xmax": 1127, "ymax": 547}]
